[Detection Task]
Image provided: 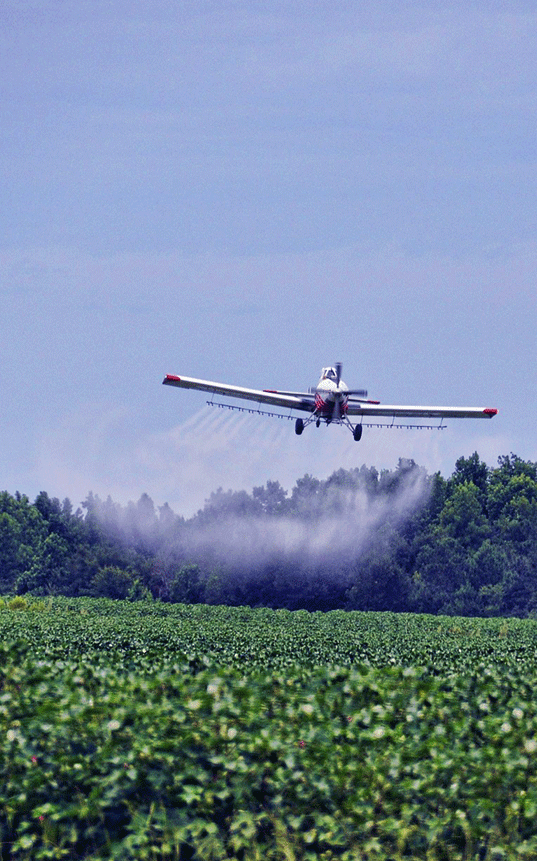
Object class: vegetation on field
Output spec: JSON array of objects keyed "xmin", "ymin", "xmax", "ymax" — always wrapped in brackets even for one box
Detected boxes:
[
  {"xmin": 2, "ymin": 599, "xmax": 537, "ymax": 858},
  {"xmin": 1, "ymin": 452, "xmax": 537, "ymax": 616},
  {"xmin": 2, "ymin": 453, "xmax": 537, "ymax": 854}
]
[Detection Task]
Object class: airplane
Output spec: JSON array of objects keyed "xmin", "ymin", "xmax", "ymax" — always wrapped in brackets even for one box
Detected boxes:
[{"xmin": 162, "ymin": 363, "xmax": 498, "ymax": 441}]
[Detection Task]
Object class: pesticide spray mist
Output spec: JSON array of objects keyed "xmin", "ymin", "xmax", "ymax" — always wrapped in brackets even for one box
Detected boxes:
[
  {"xmin": 86, "ymin": 404, "xmax": 436, "ymax": 608},
  {"xmin": 181, "ymin": 455, "xmax": 431, "ymax": 572}
]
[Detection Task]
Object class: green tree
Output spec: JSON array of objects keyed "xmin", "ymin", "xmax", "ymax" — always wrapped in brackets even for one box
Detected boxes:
[
  {"xmin": 0, "ymin": 492, "xmax": 48, "ymax": 591},
  {"xmin": 16, "ymin": 533, "xmax": 69, "ymax": 594},
  {"xmin": 451, "ymin": 452, "xmax": 490, "ymax": 497},
  {"xmin": 488, "ymin": 473, "xmax": 537, "ymax": 544},
  {"xmin": 91, "ymin": 566, "xmax": 136, "ymax": 600},
  {"xmin": 289, "ymin": 474, "xmax": 321, "ymax": 518},
  {"xmin": 346, "ymin": 553, "xmax": 408, "ymax": 611},
  {"xmin": 439, "ymin": 481, "xmax": 490, "ymax": 549},
  {"xmin": 167, "ymin": 564, "xmax": 204, "ymax": 604},
  {"xmin": 410, "ymin": 532, "xmax": 469, "ymax": 614},
  {"xmin": 252, "ymin": 480, "xmax": 288, "ymax": 515}
]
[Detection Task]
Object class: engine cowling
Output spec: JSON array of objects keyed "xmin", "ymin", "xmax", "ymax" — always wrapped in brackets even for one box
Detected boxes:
[{"xmin": 315, "ymin": 378, "xmax": 349, "ymax": 414}]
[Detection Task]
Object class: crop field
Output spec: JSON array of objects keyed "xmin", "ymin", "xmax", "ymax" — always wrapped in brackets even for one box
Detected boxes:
[{"xmin": 2, "ymin": 599, "xmax": 537, "ymax": 859}]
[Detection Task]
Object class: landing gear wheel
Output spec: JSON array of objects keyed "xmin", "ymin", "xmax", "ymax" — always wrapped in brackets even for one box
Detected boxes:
[
  {"xmin": 295, "ymin": 418, "xmax": 304, "ymax": 435},
  {"xmin": 353, "ymin": 424, "xmax": 363, "ymax": 442}
]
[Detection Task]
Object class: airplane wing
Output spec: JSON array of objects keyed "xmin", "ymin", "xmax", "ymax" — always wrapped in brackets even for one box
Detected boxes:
[
  {"xmin": 163, "ymin": 374, "xmax": 498, "ymax": 423},
  {"xmin": 346, "ymin": 401, "xmax": 498, "ymax": 420},
  {"xmin": 163, "ymin": 374, "xmax": 315, "ymax": 413}
]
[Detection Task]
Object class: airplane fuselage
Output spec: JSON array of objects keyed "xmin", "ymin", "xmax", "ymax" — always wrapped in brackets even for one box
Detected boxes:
[{"xmin": 314, "ymin": 377, "xmax": 349, "ymax": 421}]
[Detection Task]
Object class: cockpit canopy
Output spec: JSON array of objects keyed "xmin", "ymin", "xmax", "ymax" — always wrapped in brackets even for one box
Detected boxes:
[{"xmin": 321, "ymin": 367, "xmax": 338, "ymax": 381}]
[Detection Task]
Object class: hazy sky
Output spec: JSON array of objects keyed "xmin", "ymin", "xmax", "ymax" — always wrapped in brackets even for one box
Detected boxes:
[{"xmin": 2, "ymin": 1, "xmax": 535, "ymax": 515}]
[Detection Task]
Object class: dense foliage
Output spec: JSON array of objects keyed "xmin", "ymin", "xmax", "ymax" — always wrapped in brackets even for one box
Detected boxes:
[
  {"xmin": 1, "ymin": 452, "xmax": 537, "ymax": 615},
  {"xmin": 3, "ymin": 598, "xmax": 537, "ymax": 859}
]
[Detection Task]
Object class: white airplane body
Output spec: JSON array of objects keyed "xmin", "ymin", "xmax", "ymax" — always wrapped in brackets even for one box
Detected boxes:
[{"xmin": 163, "ymin": 364, "xmax": 497, "ymax": 441}]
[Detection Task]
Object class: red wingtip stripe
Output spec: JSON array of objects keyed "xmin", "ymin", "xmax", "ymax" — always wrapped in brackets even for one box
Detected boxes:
[
  {"xmin": 484, "ymin": 408, "xmax": 498, "ymax": 416},
  {"xmin": 165, "ymin": 374, "xmax": 181, "ymax": 382},
  {"xmin": 263, "ymin": 389, "xmax": 278, "ymax": 393}
]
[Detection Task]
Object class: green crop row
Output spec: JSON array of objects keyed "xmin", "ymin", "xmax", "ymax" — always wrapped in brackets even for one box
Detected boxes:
[
  {"xmin": 2, "ymin": 599, "xmax": 537, "ymax": 859},
  {"xmin": 1, "ymin": 596, "xmax": 537, "ymax": 672}
]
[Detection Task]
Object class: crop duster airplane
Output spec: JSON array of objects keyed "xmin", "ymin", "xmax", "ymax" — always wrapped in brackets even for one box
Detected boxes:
[{"xmin": 163, "ymin": 364, "xmax": 498, "ymax": 441}]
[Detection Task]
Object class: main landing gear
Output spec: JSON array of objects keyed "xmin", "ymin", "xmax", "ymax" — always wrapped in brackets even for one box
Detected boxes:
[{"xmin": 295, "ymin": 416, "xmax": 363, "ymax": 440}]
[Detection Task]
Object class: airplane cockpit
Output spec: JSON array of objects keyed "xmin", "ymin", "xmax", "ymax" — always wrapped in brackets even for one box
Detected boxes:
[{"xmin": 321, "ymin": 367, "xmax": 338, "ymax": 381}]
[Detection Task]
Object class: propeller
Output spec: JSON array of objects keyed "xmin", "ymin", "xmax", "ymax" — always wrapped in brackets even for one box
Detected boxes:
[
  {"xmin": 334, "ymin": 363, "xmax": 368, "ymax": 398},
  {"xmin": 333, "ymin": 363, "xmax": 343, "ymax": 420}
]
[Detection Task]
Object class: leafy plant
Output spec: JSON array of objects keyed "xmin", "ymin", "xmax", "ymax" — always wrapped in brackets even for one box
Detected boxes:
[{"xmin": 2, "ymin": 600, "xmax": 537, "ymax": 858}]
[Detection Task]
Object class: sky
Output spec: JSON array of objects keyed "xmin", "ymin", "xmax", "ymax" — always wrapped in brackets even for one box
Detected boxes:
[{"xmin": 1, "ymin": 0, "xmax": 535, "ymax": 517}]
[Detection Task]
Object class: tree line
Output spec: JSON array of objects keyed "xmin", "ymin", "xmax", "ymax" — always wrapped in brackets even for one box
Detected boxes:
[{"xmin": 1, "ymin": 452, "xmax": 536, "ymax": 616}]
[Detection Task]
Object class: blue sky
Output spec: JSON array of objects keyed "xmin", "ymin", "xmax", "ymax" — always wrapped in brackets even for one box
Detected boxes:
[{"xmin": 1, "ymin": 1, "xmax": 535, "ymax": 515}]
